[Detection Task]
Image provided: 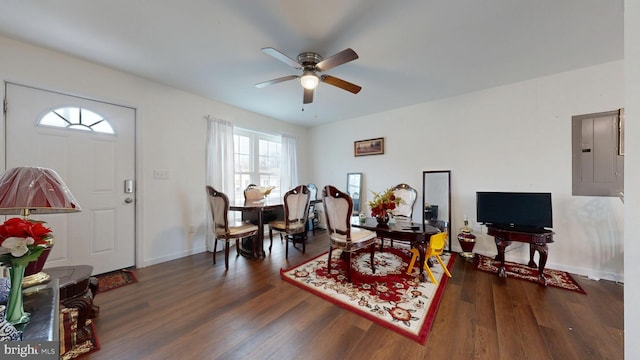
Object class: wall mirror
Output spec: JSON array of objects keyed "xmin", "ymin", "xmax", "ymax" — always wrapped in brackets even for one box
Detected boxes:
[
  {"xmin": 423, "ymin": 170, "xmax": 451, "ymax": 251},
  {"xmin": 347, "ymin": 172, "xmax": 363, "ymax": 213}
]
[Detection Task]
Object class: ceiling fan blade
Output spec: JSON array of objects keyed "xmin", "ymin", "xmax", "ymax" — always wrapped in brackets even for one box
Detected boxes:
[
  {"xmin": 255, "ymin": 75, "xmax": 298, "ymax": 88},
  {"xmin": 321, "ymin": 75, "xmax": 362, "ymax": 94},
  {"xmin": 316, "ymin": 48, "xmax": 358, "ymax": 72},
  {"xmin": 303, "ymin": 88, "xmax": 314, "ymax": 104},
  {"xmin": 261, "ymin": 47, "xmax": 302, "ymax": 69}
]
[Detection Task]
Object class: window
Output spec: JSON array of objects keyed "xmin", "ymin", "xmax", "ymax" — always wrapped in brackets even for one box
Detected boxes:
[
  {"xmin": 233, "ymin": 129, "xmax": 281, "ymax": 200},
  {"xmin": 39, "ymin": 106, "xmax": 114, "ymax": 134}
]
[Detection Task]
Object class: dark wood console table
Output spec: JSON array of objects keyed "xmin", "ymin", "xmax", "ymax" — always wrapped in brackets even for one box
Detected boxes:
[
  {"xmin": 486, "ymin": 225, "xmax": 554, "ymax": 285},
  {"xmin": 45, "ymin": 265, "xmax": 99, "ymax": 341}
]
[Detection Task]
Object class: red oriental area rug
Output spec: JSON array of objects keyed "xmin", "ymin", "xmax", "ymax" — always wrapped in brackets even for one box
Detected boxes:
[
  {"xmin": 280, "ymin": 246, "xmax": 455, "ymax": 344},
  {"xmin": 475, "ymin": 254, "xmax": 586, "ymax": 294},
  {"xmin": 96, "ymin": 268, "xmax": 138, "ymax": 293}
]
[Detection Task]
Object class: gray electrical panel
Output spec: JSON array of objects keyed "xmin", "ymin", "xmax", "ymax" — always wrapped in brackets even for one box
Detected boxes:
[{"xmin": 572, "ymin": 110, "xmax": 624, "ymax": 197}]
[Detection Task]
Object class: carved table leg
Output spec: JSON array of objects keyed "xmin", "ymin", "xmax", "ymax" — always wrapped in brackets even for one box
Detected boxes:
[
  {"xmin": 256, "ymin": 211, "xmax": 266, "ymax": 258},
  {"xmin": 88, "ymin": 276, "xmax": 100, "ymax": 318},
  {"xmin": 531, "ymin": 242, "xmax": 549, "ymax": 286},
  {"xmin": 417, "ymin": 242, "xmax": 427, "ymax": 283},
  {"xmin": 62, "ymin": 288, "xmax": 95, "ymax": 342},
  {"xmin": 494, "ymin": 239, "xmax": 511, "ymax": 278},
  {"xmin": 527, "ymin": 243, "xmax": 538, "ymax": 268}
]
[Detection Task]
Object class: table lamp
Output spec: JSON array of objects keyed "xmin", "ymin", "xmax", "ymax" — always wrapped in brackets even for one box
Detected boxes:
[{"xmin": 0, "ymin": 166, "xmax": 81, "ymax": 286}]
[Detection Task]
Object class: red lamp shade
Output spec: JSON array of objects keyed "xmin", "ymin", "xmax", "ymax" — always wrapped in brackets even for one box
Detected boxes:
[
  {"xmin": 0, "ymin": 166, "xmax": 81, "ymax": 216},
  {"xmin": 0, "ymin": 166, "xmax": 81, "ymax": 283}
]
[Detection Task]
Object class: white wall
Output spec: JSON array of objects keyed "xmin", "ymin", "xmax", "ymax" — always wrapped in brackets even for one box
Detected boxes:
[
  {"xmin": 0, "ymin": 34, "xmax": 311, "ymax": 269},
  {"xmin": 311, "ymin": 60, "xmax": 624, "ymax": 281},
  {"xmin": 624, "ymin": 0, "xmax": 639, "ymax": 357}
]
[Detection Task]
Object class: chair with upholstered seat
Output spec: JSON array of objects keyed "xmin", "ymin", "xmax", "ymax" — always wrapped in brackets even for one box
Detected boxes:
[
  {"xmin": 406, "ymin": 231, "xmax": 452, "ymax": 284},
  {"xmin": 206, "ymin": 186, "xmax": 258, "ymax": 270},
  {"xmin": 322, "ymin": 185, "xmax": 376, "ymax": 282},
  {"xmin": 244, "ymin": 184, "xmax": 263, "ymax": 201},
  {"xmin": 380, "ymin": 183, "xmax": 418, "ymax": 250},
  {"xmin": 268, "ymin": 185, "xmax": 311, "ymax": 257},
  {"xmin": 391, "ymin": 183, "xmax": 417, "ymax": 220},
  {"xmin": 307, "ymin": 183, "xmax": 320, "ymax": 234}
]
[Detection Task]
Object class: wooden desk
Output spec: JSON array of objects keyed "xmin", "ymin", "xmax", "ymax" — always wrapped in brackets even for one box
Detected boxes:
[
  {"xmin": 352, "ymin": 217, "xmax": 440, "ymax": 282},
  {"xmin": 486, "ymin": 225, "xmax": 554, "ymax": 285},
  {"xmin": 230, "ymin": 199, "xmax": 283, "ymax": 258}
]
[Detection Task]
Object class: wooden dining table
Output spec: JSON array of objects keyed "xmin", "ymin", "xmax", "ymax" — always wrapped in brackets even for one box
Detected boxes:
[
  {"xmin": 230, "ymin": 198, "xmax": 283, "ymax": 258},
  {"xmin": 352, "ymin": 217, "xmax": 440, "ymax": 282}
]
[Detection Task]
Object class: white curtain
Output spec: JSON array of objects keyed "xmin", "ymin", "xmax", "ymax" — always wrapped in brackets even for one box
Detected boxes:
[
  {"xmin": 205, "ymin": 116, "xmax": 235, "ymax": 251},
  {"xmin": 280, "ymin": 134, "xmax": 299, "ymax": 194}
]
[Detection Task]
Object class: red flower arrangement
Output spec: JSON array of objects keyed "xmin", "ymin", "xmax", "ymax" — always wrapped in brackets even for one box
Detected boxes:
[
  {"xmin": 368, "ymin": 188, "xmax": 403, "ymax": 218},
  {"xmin": 0, "ymin": 218, "xmax": 52, "ymax": 266}
]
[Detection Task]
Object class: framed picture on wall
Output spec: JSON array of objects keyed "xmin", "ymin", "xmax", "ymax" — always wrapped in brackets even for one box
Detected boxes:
[{"xmin": 354, "ymin": 137, "xmax": 384, "ymax": 157}]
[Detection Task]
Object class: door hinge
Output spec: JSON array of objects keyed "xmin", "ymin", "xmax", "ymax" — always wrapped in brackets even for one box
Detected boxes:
[{"xmin": 3, "ymin": 97, "xmax": 6, "ymax": 115}]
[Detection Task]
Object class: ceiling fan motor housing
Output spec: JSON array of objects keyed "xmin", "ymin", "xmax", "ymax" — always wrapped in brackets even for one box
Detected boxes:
[{"xmin": 297, "ymin": 52, "xmax": 323, "ymax": 69}]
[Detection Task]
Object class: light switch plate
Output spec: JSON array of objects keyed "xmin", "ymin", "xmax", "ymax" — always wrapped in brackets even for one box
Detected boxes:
[{"xmin": 153, "ymin": 169, "xmax": 169, "ymax": 180}]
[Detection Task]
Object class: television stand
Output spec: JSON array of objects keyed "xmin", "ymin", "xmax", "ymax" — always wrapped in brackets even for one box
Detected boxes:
[{"xmin": 486, "ymin": 225, "xmax": 554, "ymax": 286}]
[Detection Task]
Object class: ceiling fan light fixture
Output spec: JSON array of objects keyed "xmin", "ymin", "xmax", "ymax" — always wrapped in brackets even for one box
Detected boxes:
[{"xmin": 300, "ymin": 71, "xmax": 319, "ymax": 90}]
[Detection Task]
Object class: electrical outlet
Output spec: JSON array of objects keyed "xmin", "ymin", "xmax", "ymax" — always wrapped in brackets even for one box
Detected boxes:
[{"xmin": 153, "ymin": 169, "xmax": 169, "ymax": 180}]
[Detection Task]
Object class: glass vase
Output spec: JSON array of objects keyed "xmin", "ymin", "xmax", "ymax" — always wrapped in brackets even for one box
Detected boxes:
[{"xmin": 6, "ymin": 262, "xmax": 30, "ymax": 325}]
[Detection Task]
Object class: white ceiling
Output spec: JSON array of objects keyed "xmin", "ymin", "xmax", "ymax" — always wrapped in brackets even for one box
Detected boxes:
[{"xmin": 0, "ymin": 1, "xmax": 624, "ymax": 127}]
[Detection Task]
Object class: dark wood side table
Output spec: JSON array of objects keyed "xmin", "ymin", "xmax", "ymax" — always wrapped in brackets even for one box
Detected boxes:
[
  {"xmin": 486, "ymin": 225, "xmax": 554, "ymax": 286},
  {"xmin": 45, "ymin": 265, "xmax": 99, "ymax": 341}
]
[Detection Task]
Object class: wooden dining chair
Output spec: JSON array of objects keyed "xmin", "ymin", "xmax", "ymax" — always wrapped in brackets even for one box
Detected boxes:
[
  {"xmin": 307, "ymin": 183, "xmax": 320, "ymax": 234},
  {"xmin": 391, "ymin": 183, "xmax": 417, "ymax": 220},
  {"xmin": 322, "ymin": 185, "xmax": 376, "ymax": 282},
  {"xmin": 268, "ymin": 185, "xmax": 311, "ymax": 257},
  {"xmin": 243, "ymin": 184, "xmax": 263, "ymax": 201},
  {"xmin": 380, "ymin": 183, "xmax": 418, "ymax": 250},
  {"xmin": 206, "ymin": 186, "xmax": 258, "ymax": 270}
]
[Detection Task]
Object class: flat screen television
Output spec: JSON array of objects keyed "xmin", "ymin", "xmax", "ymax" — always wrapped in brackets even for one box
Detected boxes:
[{"xmin": 476, "ymin": 191, "xmax": 553, "ymax": 230}]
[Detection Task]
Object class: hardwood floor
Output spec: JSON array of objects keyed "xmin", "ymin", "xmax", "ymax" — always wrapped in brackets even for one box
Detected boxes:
[{"xmin": 88, "ymin": 231, "xmax": 623, "ymax": 360}]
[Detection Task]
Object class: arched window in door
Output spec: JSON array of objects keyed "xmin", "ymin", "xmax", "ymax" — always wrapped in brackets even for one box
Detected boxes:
[{"xmin": 38, "ymin": 106, "xmax": 115, "ymax": 134}]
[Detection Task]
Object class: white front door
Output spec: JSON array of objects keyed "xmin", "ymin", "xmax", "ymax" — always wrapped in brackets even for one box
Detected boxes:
[{"xmin": 4, "ymin": 82, "xmax": 136, "ymax": 275}]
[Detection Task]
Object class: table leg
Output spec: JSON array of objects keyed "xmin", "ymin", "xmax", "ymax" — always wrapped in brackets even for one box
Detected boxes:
[
  {"xmin": 528, "ymin": 243, "xmax": 538, "ymax": 268},
  {"xmin": 494, "ymin": 238, "xmax": 511, "ymax": 278},
  {"xmin": 62, "ymin": 288, "xmax": 95, "ymax": 342},
  {"xmin": 531, "ymin": 242, "xmax": 549, "ymax": 286},
  {"xmin": 88, "ymin": 276, "xmax": 100, "ymax": 319},
  {"xmin": 417, "ymin": 242, "xmax": 427, "ymax": 282},
  {"xmin": 256, "ymin": 211, "xmax": 266, "ymax": 258}
]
